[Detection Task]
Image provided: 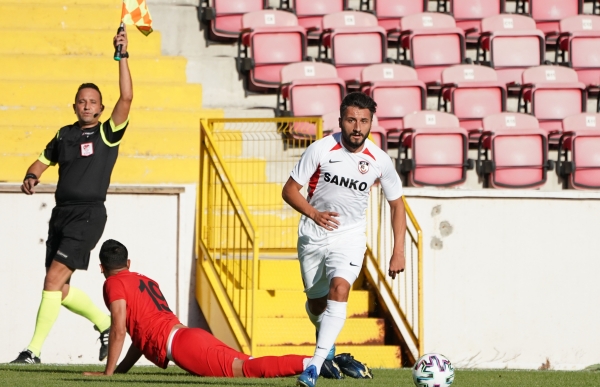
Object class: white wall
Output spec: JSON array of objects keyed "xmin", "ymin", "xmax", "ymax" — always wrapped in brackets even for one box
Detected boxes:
[
  {"xmin": 402, "ymin": 189, "xmax": 600, "ymax": 370},
  {"xmin": 0, "ymin": 184, "xmax": 197, "ymax": 365}
]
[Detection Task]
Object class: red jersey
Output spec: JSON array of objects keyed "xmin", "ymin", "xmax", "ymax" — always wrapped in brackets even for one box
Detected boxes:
[{"xmin": 103, "ymin": 270, "xmax": 181, "ymax": 368}]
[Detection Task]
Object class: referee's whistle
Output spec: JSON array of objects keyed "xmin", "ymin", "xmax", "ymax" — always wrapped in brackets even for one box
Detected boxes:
[{"xmin": 113, "ymin": 22, "xmax": 125, "ymax": 61}]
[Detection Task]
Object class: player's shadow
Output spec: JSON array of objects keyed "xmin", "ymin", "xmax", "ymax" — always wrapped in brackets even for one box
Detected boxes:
[{"xmin": 65, "ymin": 378, "xmax": 272, "ymax": 385}]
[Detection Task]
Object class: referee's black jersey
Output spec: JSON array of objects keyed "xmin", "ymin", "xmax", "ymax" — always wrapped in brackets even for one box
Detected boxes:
[{"xmin": 39, "ymin": 117, "xmax": 129, "ymax": 205}]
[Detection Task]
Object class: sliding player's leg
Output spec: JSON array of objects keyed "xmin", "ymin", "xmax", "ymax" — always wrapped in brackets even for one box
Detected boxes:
[{"xmin": 170, "ymin": 327, "xmax": 308, "ymax": 378}]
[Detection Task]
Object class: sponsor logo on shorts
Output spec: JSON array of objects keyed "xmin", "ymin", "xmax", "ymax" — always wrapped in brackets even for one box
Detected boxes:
[
  {"xmin": 56, "ymin": 250, "xmax": 68, "ymax": 259},
  {"xmin": 349, "ymin": 262, "xmax": 360, "ymax": 267},
  {"xmin": 324, "ymin": 173, "xmax": 367, "ymax": 191}
]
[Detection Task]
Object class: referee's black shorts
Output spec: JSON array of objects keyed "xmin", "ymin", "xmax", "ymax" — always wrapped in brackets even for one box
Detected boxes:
[{"xmin": 45, "ymin": 204, "xmax": 107, "ymax": 271}]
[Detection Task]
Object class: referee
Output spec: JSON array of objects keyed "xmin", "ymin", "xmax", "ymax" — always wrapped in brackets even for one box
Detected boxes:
[{"xmin": 11, "ymin": 26, "xmax": 133, "ymax": 364}]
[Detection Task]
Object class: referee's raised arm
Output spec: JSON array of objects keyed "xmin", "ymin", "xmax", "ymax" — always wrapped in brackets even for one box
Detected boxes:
[{"xmin": 111, "ymin": 25, "xmax": 133, "ymax": 127}]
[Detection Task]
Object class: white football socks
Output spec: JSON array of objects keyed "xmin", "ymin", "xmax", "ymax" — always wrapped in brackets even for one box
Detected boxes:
[
  {"xmin": 309, "ymin": 300, "xmax": 347, "ymax": 373},
  {"xmin": 305, "ymin": 301, "xmax": 324, "ymax": 331}
]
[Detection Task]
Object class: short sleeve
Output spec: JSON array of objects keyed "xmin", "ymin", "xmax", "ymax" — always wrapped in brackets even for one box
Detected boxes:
[
  {"xmin": 290, "ymin": 142, "xmax": 322, "ymax": 186},
  {"xmin": 103, "ymin": 278, "xmax": 127, "ymax": 309},
  {"xmin": 38, "ymin": 130, "xmax": 60, "ymax": 166},
  {"xmin": 100, "ymin": 117, "xmax": 129, "ymax": 147},
  {"xmin": 379, "ymin": 156, "xmax": 403, "ymax": 202}
]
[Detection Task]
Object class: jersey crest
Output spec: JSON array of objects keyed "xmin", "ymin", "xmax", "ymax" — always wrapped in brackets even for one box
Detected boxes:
[{"xmin": 358, "ymin": 160, "xmax": 369, "ymax": 174}]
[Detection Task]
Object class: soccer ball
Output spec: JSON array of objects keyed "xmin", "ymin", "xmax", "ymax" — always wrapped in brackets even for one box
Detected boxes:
[{"xmin": 412, "ymin": 353, "xmax": 455, "ymax": 387}]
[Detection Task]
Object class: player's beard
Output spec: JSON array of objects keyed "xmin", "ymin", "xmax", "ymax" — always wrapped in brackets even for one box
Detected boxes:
[{"xmin": 342, "ymin": 129, "xmax": 370, "ymax": 152}]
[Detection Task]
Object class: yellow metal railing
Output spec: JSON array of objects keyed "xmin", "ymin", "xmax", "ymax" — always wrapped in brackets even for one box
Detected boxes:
[
  {"xmin": 365, "ymin": 192, "xmax": 423, "ymax": 362},
  {"xmin": 197, "ymin": 117, "xmax": 322, "ymax": 354},
  {"xmin": 197, "ymin": 116, "xmax": 422, "ymax": 359}
]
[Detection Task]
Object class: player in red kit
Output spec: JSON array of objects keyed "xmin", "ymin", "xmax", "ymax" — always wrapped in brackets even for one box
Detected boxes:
[{"xmin": 84, "ymin": 239, "xmax": 346, "ymax": 379}]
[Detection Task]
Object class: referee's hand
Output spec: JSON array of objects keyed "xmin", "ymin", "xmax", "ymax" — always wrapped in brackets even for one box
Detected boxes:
[{"xmin": 21, "ymin": 177, "xmax": 39, "ymax": 195}]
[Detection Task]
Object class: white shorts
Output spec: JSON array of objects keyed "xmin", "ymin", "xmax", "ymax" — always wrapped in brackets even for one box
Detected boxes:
[{"xmin": 298, "ymin": 231, "xmax": 367, "ymax": 299}]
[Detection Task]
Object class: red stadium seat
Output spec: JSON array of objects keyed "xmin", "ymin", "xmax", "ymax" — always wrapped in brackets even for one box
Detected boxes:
[
  {"xmin": 359, "ymin": 0, "xmax": 428, "ymax": 32},
  {"xmin": 318, "ymin": 11, "xmax": 388, "ymax": 85},
  {"xmin": 237, "ymin": 10, "xmax": 308, "ymax": 92},
  {"xmin": 200, "ymin": 0, "xmax": 267, "ymax": 45},
  {"xmin": 437, "ymin": 0, "xmax": 506, "ymax": 43},
  {"xmin": 397, "ymin": 111, "xmax": 472, "ymax": 187},
  {"xmin": 516, "ymin": 0, "xmax": 583, "ymax": 34},
  {"xmin": 279, "ymin": 0, "xmax": 348, "ymax": 40},
  {"xmin": 518, "ymin": 66, "xmax": 587, "ymax": 137},
  {"xmin": 478, "ymin": 113, "xmax": 553, "ymax": 189},
  {"xmin": 557, "ymin": 113, "xmax": 600, "ymax": 189},
  {"xmin": 439, "ymin": 64, "xmax": 506, "ymax": 137},
  {"xmin": 276, "ymin": 62, "xmax": 346, "ymax": 140},
  {"xmin": 476, "ymin": 14, "xmax": 545, "ymax": 85},
  {"xmin": 553, "ymin": 15, "xmax": 600, "ymax": 87},
  {"xmin": 392, "ymin": 13, "xmax": 467, "ymax": 85},
  {"xmin": 360, "ymin": 64, "xmax": 426, "ymax": 144}
]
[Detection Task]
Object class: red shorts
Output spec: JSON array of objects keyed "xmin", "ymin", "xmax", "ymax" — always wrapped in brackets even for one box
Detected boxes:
[{"xmin": 170, "ymin": 328, "xmax": 251, "ymax": 377}]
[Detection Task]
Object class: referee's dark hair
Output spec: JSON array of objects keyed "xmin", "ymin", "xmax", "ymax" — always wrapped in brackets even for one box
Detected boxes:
[
  {"xmin": 340, "ymin": 92, "xmax": 377, "ymax": 119},
  {"xmin": 99, "ymin": 239, "xmax": 128, "ymax": 270},
  {"xmin": 75, "ymin": 83, "xmax": 103, "ymax": 104}
]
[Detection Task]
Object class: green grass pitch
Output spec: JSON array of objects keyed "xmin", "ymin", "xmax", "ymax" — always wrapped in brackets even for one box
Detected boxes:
[{"xmin": 2, "ymin": 365, "xmax": 600, "ymax": 387}]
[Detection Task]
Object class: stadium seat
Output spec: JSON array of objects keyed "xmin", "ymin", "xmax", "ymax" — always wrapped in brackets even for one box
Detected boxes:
[
  {"xmin": 391, "ymin": 13, "xmax": 467, "ymax": 85},
  {"xmin": 199, "ymin": 0, "xmax": 267, "ymax": 45},
  {"xmin": 476, "ymin": 14, "xmax": 546, "ymax": 85},
  {"xmin": 552, "ymin": 15, "xmax": 600, "ymax": 87},
  {"xmin": 557, "ymin": 113, "xmax": 600, "ymax": 189},
  {"xmin": 436, "ymin": 0, "xmax": 506, "ymax": 43},
  {"xmin": 279, "ymin": 0, "xmax": 348, "ymax": 40},
  {"xmin": 237, "ymin": 10, "xmax": 308, "ymax": 93},
  {"xmin": 478, "ymin": 113, "xmax": 553, "ymax": 189},
  {"xmin": 518, "ymin": 65, "xmax": 587, "ymax": 137},
  {"xmin": 439, "ymin": 64, "xmax": 507, "ymax": 137},
  {"xmin": 276, "ymin": 62, "xmax": 346, "ymax": 140},
  {"xmin": 359, "ymin": 0, "xmax": 428, "ymax": 32},
  {"xmin": 317, "ymin": 11, "xmax": 388, "ymax": 86},
  {"xmin": 396, "ymin": 111, "xmax": 473, "ymax": 187},
  {"xmin": 516, "ymin": 0, "xmax": 583, "ymax": 34},
  {"xmin": 360, "ymin": 63, "xmax": 426, "ymax": 145}
]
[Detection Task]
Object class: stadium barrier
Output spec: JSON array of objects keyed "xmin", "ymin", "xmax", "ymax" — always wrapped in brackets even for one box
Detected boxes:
[{"xmin": 197, "ymin": 117, "xmax": 422, "ymax": 357}]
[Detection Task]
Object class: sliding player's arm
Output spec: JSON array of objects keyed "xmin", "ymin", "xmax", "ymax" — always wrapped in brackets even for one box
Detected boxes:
[
  {"xmin": 83, "ymin": 299, "xmax": 128, "ymax": 376},
  {"xmin": 104, "ymin": 299, "xmax": 128, "ymax": 375},
  {"xmin": 114, "ymin": 343, "xmax": 143, "ymax": 374}
]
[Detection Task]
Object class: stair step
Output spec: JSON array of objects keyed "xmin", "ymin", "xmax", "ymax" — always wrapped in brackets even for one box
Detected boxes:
[
  {"xmin": 0, "ymin": 80, "xmax": 202, "ymax": 110},
  {"xmin": 0, "ymin": 107, "xmax": 221, "ymax": 129},
  {"xmin": 259, "ymin": 260, "xmax": 303, "ymax": 290},
  {"xmin": 0, "ymin": 4, "xmax": 120, "ymax": 30},
  {"xmin": 243, "ymin": 290, "xmax": 371, "ymax": 318},
  {"xmin": 3, "ymin": 0, "xmax": 120, "ymax": 4},
  {"xmin": 0, "ymin": 55, "xmax": 187, "ymax": 83},
  {"xmin": 254, "ymin": 318, "xmax": 384, "ymax": 346},
  {"xmin": 252, "ymin": 345, "xmax": 401, "ymax": 369},
  {"xmin": 0, "ymin": 30, "xmax": 161, "ymax": 56}
]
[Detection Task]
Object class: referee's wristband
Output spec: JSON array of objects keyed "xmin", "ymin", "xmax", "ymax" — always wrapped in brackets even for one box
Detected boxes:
[{"xmin": 24, "ymin": 173, "xmax": 38, "ymax": 181}]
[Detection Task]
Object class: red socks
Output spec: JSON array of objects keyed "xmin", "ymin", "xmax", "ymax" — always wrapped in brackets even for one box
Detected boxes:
[{"xmin": 242, "ymin": 355, "xmax": 307, "ymax": 378}]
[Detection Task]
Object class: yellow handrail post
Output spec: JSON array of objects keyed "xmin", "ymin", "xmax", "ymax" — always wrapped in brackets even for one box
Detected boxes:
[{"xmin": 251, "ymin": 231, "xmax": 260, "ymax": 356}]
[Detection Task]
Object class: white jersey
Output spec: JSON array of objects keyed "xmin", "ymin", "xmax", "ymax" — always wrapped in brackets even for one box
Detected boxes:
[{"xmin": 290, "ymin": 133, "xmax": 403, "ymax": 239}]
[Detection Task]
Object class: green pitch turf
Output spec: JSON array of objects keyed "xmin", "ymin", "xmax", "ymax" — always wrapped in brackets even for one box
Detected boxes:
[{"xmin": 1, "ymin": 365, "xmax": 600, "ymax": 387}]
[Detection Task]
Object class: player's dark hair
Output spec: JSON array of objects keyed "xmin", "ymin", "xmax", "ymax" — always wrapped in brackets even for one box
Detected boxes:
[
  {"xmin": 99, "ymin": 239, "xmax": 128, "ymax": 270},
  {"xmin": 340, "ymin": 92, "xmax": 377, "ymax": 119},
  {"xmin": 75, "ymin": 83, "xmax": 103, "ymax": 104}
]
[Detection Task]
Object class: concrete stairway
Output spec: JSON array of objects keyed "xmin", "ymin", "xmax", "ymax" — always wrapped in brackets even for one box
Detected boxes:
[{"xmin": 252, "ymin": 260, "xmax": 401, "ymax": 368}]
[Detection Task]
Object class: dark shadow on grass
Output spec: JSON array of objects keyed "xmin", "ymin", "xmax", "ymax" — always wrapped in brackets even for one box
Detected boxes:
[
  {"xmin": 0, "ymin": 367, "xmax": 86, "ymax": 374},
  {"xmin": 65, "ymin": 378, "xmax": 272, "ymax": 385}
]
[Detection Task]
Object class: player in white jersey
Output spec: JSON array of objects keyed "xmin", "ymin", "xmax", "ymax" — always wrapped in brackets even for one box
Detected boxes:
[{"xmin": 283, "ymin": 92, "xmax": 407, "ymax": 387}]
